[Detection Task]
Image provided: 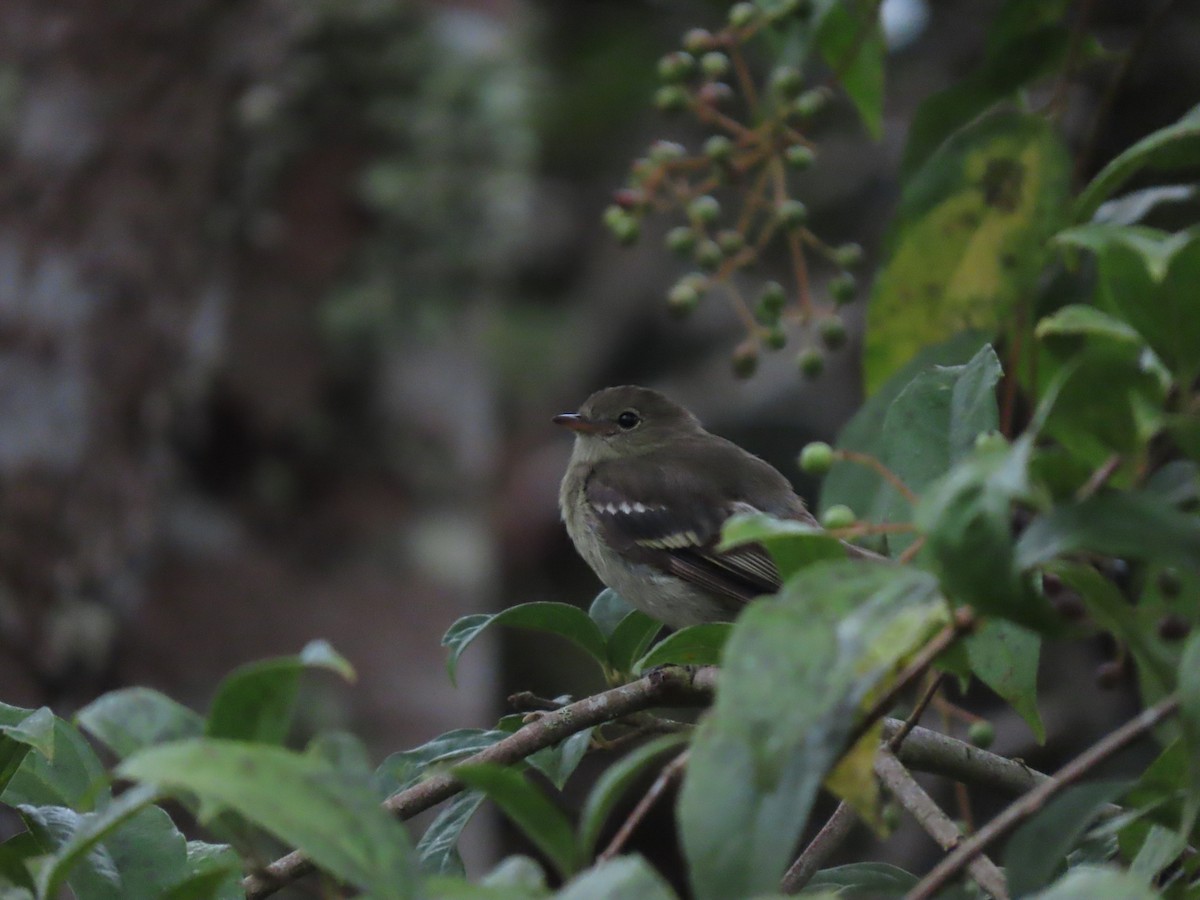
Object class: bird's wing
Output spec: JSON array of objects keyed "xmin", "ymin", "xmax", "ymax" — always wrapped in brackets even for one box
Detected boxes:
[{"xmin": 584, "ymin": 450, "xmax": 808, "ymax": 605}]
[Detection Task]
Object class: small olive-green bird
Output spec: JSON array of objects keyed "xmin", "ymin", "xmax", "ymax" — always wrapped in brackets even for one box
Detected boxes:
[{"xmin": 557, "ymin": 385, "xmax": 833, "ymax": 628}]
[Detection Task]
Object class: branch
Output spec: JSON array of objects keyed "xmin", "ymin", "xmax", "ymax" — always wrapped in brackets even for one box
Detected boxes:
[
  {"xmin": 598, "ymin": 749, "xmax": 690, "ymax": 862},
  {"xmin": 241, "ymin": 666, "xmax": 718, "ymax": 899},
  {"xmin": 780, "ymin": 800, "xmax": 858, "ymax": 893},
  {"xmin": 908, "ymin": 694, "xmax": 1180, "ymax": 900},
  {"xmin": 875, "ymin": 749, "xmax": 1009, "ymax": 900}
]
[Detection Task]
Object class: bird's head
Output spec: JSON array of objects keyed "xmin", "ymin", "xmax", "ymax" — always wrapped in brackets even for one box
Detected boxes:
[{"xmin": 554, "ymin": 385, "xmax": 703, "ymax": 461}]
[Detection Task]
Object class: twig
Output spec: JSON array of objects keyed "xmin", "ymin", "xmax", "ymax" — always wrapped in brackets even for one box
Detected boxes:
[
  {"xmin": 1076, "ymin": 453, "xmax": 1122, "ymax": 500},
  {"xmin": 908, "ymin": 694, "xmax": 1180, "ymax": 900},
  {"xmin": 598, "ymin": 749, "xmax": 691, "ymax": 862},
  {"xmin": 780, "ymin": 800, "xmax": 859, "ymax": 893},
  {"xmin": 782, "ymin": 674, "xmax": 947, "ymax": 894},
  {"xmin": 875, "ymin": 750, "xmax": 1009, "ymax": 900},
  {"xmin": 835, "ymin": 449, "xmax": 918, "ymax": 505},
  {"xmin": 242, "ymin": 666, "xmax": 718, "ymax": 899},
  {"xmin": 845, "ymin": 608, "xmax": 976, "ymax": 751}
]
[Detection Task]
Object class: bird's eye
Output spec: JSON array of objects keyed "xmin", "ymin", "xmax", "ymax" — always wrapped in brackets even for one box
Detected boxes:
[{"xmin": 616, "ymin": 410, "xmax": 641, "ymax": 430}]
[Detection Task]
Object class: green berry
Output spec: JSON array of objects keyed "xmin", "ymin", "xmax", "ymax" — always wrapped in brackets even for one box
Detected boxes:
[
  {"xmin": 974, "ymin": 431, "xmax": 1007, "ymax": 453},
  {"xmin": 1157, "ymin": 568, "xmax": 1182, "ymax": 598},
  {"xmin": 830, "ymin": 272, "xmax": 856, "ymax": 304},
  {"xmin": 649, "ymin": 140, "xmax": 686, "ymax": 163},
  {"xmin": 967, "ymin": 721, "xmax": 995, "ymax": 749},
  {"xmin": 763, "ymin": 327, "xmax": 787, "ymax": 350},
  {"xmin": 797, "ymin": 348, "xmax": 824, "ymax": 379},
  {"xmin": 728, "ymin": 2, "xmax": 758, "ymax": 28},
  {"xmin": 666, "ymin": 226, "xmax": 697, "ymax": 255},
  {"xmin": 655, "ymin": 85, "xmax": 689, "ymax": 112},
  {"xmin": 799, "ymin": 441, "xmax": 834, "ymax": 475},
  {"xmin": 770, "ymin": 66, "xmax": 804, "ymax": 99},
  {"xmin": 607, "ymin": 212, "xmax": 640, "ymax": 245},
  {"xmin": 688, "ymin": 195, "xmax": 721, "ymax": 224},
  {"xmin": 821, "ymin": 504, "xmax": 855, "ymax": 529},
  {"xmin": 697, "ymin": 82, "xmax": 734, "ymax": 106},
  {"xmin": 785, "ymin": 145, "xmax": 816, "ymax": 169},
  {"xmin": 704, "ymin": 134, "xmax": 735, "ymax": 162},
  {"xmin": 792, "ymin": 86, "xmax": 833, "ymax": 118},
  {"xmin": 682, "ymin": 28, "xmax": 716, "ymax": 54},
  {"xmin": 658, "ymin": 51, "xmax": 695, "ymax": 83},
  {"xmin": 777, "ymin": 199, "xmax": 808, "ymax": 229},
  {"xmin": 694, "ymin": 239, "xmax": 723, "ymax": 271},
  {"xmin": 834, "ymin": 242, "xmax": 863, "ymax": 269},
  {"xmin": 700, "ymin": 51, "xmax": 731, "ymax": 79},
  {"xmin": 818, "ymin": 316, "xmax": 847, "ymax": 350},
  {"xmin": 881, "ymin": 802, "xmax": 902, "ymax": 833},
  {"xmin": 667, "ymin": 281, "xmax": 701, "ymax": 316},
  {"xmin": 758, "ymin": 281, "xmax": 786, "ymax": 313},
  {"xmin": 732, "ymin": 342, "xmax": 759, "ymax": 378},
  {"xmin": 716, "ymin": 229, "xmax": 744, "ymax": 255}
]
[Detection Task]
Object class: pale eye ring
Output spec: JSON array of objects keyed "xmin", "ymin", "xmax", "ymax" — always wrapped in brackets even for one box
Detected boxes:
[{"xmin": 616, "ymin": 410, "xmax": 640, "ymax": 430}]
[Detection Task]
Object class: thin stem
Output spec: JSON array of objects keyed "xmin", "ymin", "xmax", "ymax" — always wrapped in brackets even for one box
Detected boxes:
[
  {"xmin": 887, "ymin": 672, "xmax": 946, "ymax": 752},
  {"xmin": 729, "ymin": 43, "xmax": 760, "ymax": 116},
  {"xmin": 598, "ymin": 749, "xmax": 690, "ymax": 862},
  {"xmin": 780, "ymin": 801, "xmax": 859, "ymax": 893},
  {"xmin": 835, "ymin": 449, "xmax": 918, "ymax": 505},
  {"xmin": 908, "ymin": 694, "xmax": 1180, "ymax": 900}
]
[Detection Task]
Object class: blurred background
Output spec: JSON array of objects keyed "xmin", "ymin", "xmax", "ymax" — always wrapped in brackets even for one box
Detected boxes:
[{"xmin": 1, "ymin": 0, "xmax": 1196, "ymax": 886}]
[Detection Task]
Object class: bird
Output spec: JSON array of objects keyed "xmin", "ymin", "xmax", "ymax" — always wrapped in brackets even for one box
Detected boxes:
[{"xmin": 556, "ymin": 385, "xmax": 826, "ymax": 628}]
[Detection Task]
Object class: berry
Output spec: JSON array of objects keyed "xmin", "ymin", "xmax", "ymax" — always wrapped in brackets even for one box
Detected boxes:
[
  {"xmin": 1157, "ymin": 569, "xmax": 1182, "ymax": 598},
  {"xmin": 697, "ymin": 82, "xmax": 734, "ymax": 106},
  {"xmin": 716, "ymin": 229, "xmax": 745, "ymax": 255},
  {"xmin": 797, "ymin": 348, "xmax": 824, "ymax": 379},
  {"xmin": 1052, "ymin": 592, "xmax": 1086, "ymax": 621},
  {"xmin": 1095, "ymin": 660, "xmax": 1124, "ymax": 690},
  {"xmin": 830, "ymin": 273, "xmax": 856, "ymax": 304},
  {"xmin": 700, "ymin": 51, "xmax": 731, "ymax": 79},
  {"xmin": 732, "ymin": 342, "xmax": 759, "ymax": 378},
  {"xmin": 667, "ymin": 281, "xmax": 701, "ymax": 317},
  {"xmin": 704, "ymin": 135, "xmax": 735, "ymax": 162},
  {"xmin": 785, "ymin": 145, "xmax": 816, "ymax": 170},
  {"xmin": 655, "ymin": 85, "xmax": 688, "ymax": 112},
  {"xmin": 792, "ymin": 86, "xmax": 832, "ymax": 118},
  {"xmin": 777, "ymin": 199, "xmax": 808, "ymax": 229},
  {"xmin": 770, "ymin": 66, "xmax": 804, "ymax": 99},
  {"xmin": 799, "ymin": 442, "xmax": 834, "ymax": 475},
  {"xmin": 967, "ymin": 721, "xmax": 995, "ymax": 749},
  {"xmin": 613, "ymin": 187, "xmax": 644, "ymax": 210},
  {"xmin": 1157, "ymin": 614, "xmax": 1191, "ymax": 642},
  {"xmin": 763, "ymin": 327, "xmax": 787, "ymax": 350},
  {"xmin": 658, "ymin": 51, "xmax": 695, "ymax": 83},
  {"xmin": 648, "ymin": 140, "xmax": 686, "ymax": 163},
  {"xmin": 818, "ymin": 317, "xmax": 847, "ymax": 350},
  {"xmin": 666, "ymin": 226, "xmax": 697, "ymax": 255},
  {"xmin": 821, "ymin": 504, "xmax": 855, "ymax": 529},
  {"xmin": 758, "ymin": 281, "xmax": 786, "ymax": 314},
  {"xmin": 688, "ymin": 195, "xmax": 721, "ymax": 224},
  {"xmin": 682, "ymin": 28, "xmax": 716, "ymax": 54},
  {"xmin": 694, "ymin": 239, "xmax": 723, "ymax": 271},
  {"xmin": 834, "ymin": 242, "xmax": 864, "ymax": 269},
  {"xmin": 728, "ymin": 2, "xmax": 758, "ymax": 28}
]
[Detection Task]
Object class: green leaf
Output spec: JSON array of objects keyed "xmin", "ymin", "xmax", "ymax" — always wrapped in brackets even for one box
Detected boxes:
[
  {"xmin": 822, "ymin": 331, "xmax": 992, "ymax": 525},
  {"xmin": 806, "ymin": 861, "xmax": 918, "ymax": 893},
  {"xmin": 866, "ymin": 111, "xmax": 1070, "ymax": 392},
  {"xmin": 165, "ymin": 841, "xmax": 241, "ymax": 900},
  {"xmin": 206, "ymin": 640, "xmax": 354, "ymax": 745},
  {"xmin": 966, "ymin": 619, "xmax": 1044, "ymax": 742},
  {"xmin": 1, "ymin": 714, "xmax": 107, "ymax": 811},
  {"xmin": 417, "ymin": 791, "xmax": 486, "ymax": 876},
  {"xmin": 1094, "ymin": 184, "xmax": 1198, "ymax": 226},
  {"xmin": 1004, "ymin": 780, "xmax": 1128, "ymax": 896},
  {"xmin": 633, "ymin": 625, "xmax": 731, "ymax": 673},
  {"xmin": 1075, "ymin": 102, "xmax": 1200, "ymax": 221},
  {"xmin": 577, "ymin": 732, "xmax": 689, "ymax": 858},
  {"xmin": 526, "ymin": 728, "xmax": 594, "ymax": 790},
  {"xmin": 719, "ymin": 514, "xmax": 845, "ymax": 579},
  {"xmin": 916, "ymin": 436, "xmax": 1059, "ymax": 632},
  {"xmin": 77, "ymin": 689, "xmax": 204, "ymax": 760},
  {"xmin": 0, "ymin": 831, "xmax": 40, "ymax": 892},
  {"xmin": 679, "ymin": 560, "xmax": 945, "ymax": 899},
  {"xmin": 453, "ymin": 763, "xmax": 577, "ymax": 879},
  {"xmin": 0, "ymin": 707, "xmax": 56, "ymax": 797},
  {"xmin": 376, "ymin": 729, "xmax": 509, "ymax": 797},
  {"xmin": 554, "ymin": 856, "xmax": 675, "ymax": 900},
  {"xmin": 1026, "ymin": 864, "xmax": 1159, "ymax": 899},
  {"xmin": 443, "ymin": 603, "xmax": 609, "ymax": 685},
  {"xmin": 1016, "ymin": 492, "xmax": 1200, "ymax": 571},
  {"xmin": 1179, "ymin": 632, "xmax": 1200, "ymax": 834},
  {"xmin": 118, "ymin": 738, "xmax": 417, "ymax": 899},
  {"xmin": 1056, "ymin": 225, "xmax": 1200, "ymax": 382},
  {"xmin": 813, "ymin": 0, "xmax": 884, "ymax": 139},
  {"xmin": 606, "ymin": 612, "xmax": 662, "ymax": 675},
  {"xmin": 902, "ymin": 0, "xmax": 1071, "ymax": 177},
  {"xmin": 1129, "ymin": 824, "xmax": 1187, "ymax": 885},
  {"xmin": 1035, "ymin": 304, "xmax": 1145, "ymax": 346}
]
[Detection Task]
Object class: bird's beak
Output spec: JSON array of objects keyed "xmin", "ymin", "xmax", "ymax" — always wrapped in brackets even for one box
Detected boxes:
[{"xmin": 553, "ymin": 413, "xmax": 607, "ymax": 434}]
